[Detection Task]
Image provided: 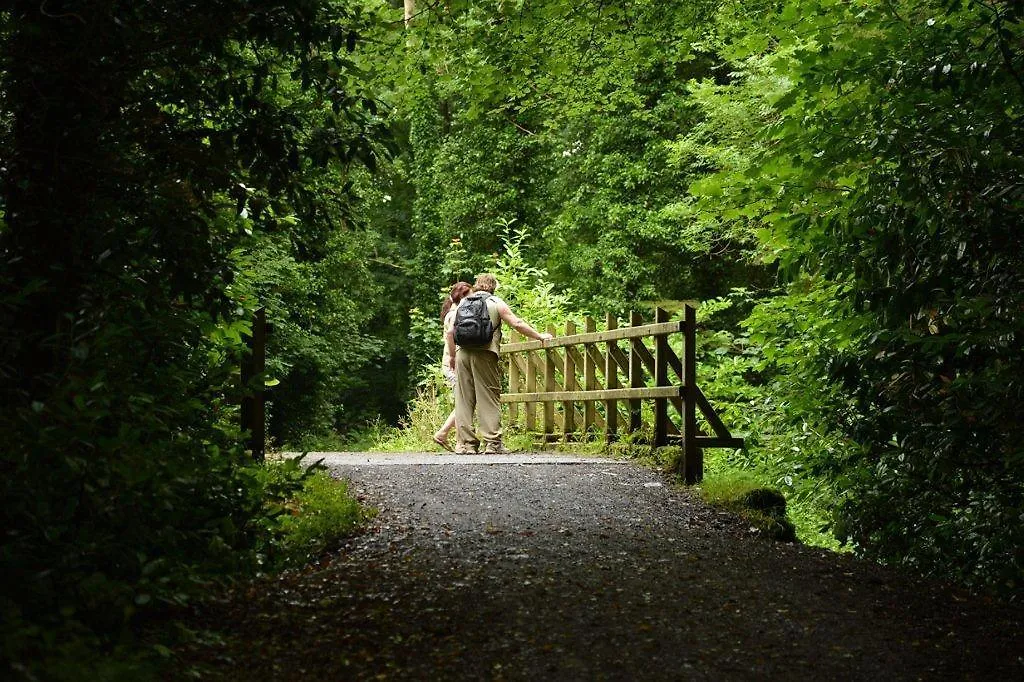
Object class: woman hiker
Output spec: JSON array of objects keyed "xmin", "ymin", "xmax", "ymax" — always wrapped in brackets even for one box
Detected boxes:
[{"xmin": 432, "ymin": 281, "xmax": 472, "ymax": 451}]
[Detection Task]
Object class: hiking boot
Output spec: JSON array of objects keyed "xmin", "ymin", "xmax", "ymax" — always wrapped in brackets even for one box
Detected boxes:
[{"xmin": 483, "ymin": 444, "xmax": 513, "ymax": 455}]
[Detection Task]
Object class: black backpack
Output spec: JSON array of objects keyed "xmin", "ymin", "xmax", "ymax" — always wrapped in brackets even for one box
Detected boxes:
[{"xmin": 453, "ymin": 292, "xmax": 494, "ymax": 347}]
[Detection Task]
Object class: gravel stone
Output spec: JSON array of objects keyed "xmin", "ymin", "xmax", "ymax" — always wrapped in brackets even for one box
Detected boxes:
[{"xmin": 180, "ymin": 456, "xmax": 1024, "ymax": 681}]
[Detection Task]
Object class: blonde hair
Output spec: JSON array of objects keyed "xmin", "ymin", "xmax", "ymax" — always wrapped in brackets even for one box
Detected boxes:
[{"xmin": 473, "ymin": 273, "xmax": 498, "ymax": 293}]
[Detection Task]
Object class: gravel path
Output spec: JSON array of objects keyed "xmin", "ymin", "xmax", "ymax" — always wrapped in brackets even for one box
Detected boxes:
[{"xmin": 181, "ymin": 455, "xmax": 1023, "ymax": 681}]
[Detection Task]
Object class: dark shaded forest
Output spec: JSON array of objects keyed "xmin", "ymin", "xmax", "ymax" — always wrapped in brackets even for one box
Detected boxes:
[{"xmin": 1, "ymin": 0, "xmax": 1021, "ymax": 676}]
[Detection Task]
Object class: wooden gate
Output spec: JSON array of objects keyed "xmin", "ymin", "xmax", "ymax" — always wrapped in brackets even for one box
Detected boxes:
[{"xmin": 500, "ymin": 305, "xmax": 742, "ymax": 483}]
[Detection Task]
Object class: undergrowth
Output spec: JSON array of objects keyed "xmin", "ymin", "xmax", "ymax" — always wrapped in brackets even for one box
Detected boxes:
[
  {"xmin": 275, "ymin": 471, "xmax": 374, "ymax": 563},
  {"xmin": 255, "ymin": 455, "xmax": 374, "ymax": 567},
  {"xmin": 4, "ymin": 457, "xmax": 371, "ymax": 681}
]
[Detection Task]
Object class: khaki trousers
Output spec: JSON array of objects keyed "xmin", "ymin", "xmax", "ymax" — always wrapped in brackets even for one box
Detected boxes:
[{"xmin": 454, "ymin": 348, "xmax": 502, "ymax": 451}]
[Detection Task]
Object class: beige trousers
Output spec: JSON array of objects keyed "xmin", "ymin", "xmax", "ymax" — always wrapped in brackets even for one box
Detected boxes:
[{"xmin": 454, "ymin": 348, "xmax": 502, "ymax": 452}]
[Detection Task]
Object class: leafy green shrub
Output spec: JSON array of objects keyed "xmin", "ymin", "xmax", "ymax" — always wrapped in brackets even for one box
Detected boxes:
[
  {"xmin": 1, "ymin": 1, "xmax": 393, "ymax": 675},
  {"xmin": 691, "ymin": 0, "xmax": 1024, "ymax": 594},
  {"xmin": 277, "ymin": 473, "xmax": 372, "ymax": 563}
]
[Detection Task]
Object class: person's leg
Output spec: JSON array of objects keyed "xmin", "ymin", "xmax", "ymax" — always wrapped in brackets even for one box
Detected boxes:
[
  {"xmin": 435, "ymin": 409, "xmax": 457, "ymax": 440},
  {"xmin": 475, "ymin": 351, "xmax": 504, "ymax": 452},
  {"xmin": 437, "ymin": 366, "xmax": 458, "ymax": 440},
  {"xmin": 454, "ymin": 350, "xmax": 479, "ymax": 452}
]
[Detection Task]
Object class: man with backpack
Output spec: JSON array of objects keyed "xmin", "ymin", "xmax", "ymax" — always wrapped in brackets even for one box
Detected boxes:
[{"xmin": 445, "ymin": 273, "xmax": 553, "ymax": 454}]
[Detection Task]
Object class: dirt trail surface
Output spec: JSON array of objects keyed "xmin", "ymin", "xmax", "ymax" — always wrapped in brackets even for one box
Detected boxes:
[{"xmin": 180, "ymin": 454, "xmax": 1023, "ymax": 681}]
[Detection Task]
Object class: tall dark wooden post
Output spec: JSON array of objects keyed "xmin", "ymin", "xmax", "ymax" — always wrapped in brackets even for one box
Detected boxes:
[
  {"xmin": 241, "ymin": 307, "xmax": 267, "ymax": 463},
  {"xmin": 682, "ymin": 304, "xmax": 700, "ymax": 483},
  {"xmin": 508, "ymin": 330, "xmax": 520, "ymax": 427}
]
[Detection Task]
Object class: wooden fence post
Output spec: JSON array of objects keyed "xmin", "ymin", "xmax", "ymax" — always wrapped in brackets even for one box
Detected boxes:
[
  {"xmin": 654, "ymin": 307, "xmax": 669, "ymax": 447},
  {"xmin": 508, "ymin": 330, "xmax": 519, "ymax": 427},
  {"xmin": 604, "ymin": 313, "xmax": 618, "ymax": 442},
  {"xmin": 629, "ymin": 311, "xmax": 644, "ymax": 434},
  {"xmin": 526, "ymin": 342, "xmax": 537, "ymax": 433},
  {"xmin": 682, "ymin": 304, "xmax": 700, "ymax": 483},
  {"xmin": 563, "ymin": 320, "xmax": 576, "ymax": 440},
  {"xmin": 544, "ymin": 324, "xmax": 556, "ymax": 440},
  {"xmin": 498, "ymin": 303, "xmax": 735, "ymax": 477},
  {"xmin": 241, "ymin": 306, "xmax": 267, "ymax": 463},
  {"xmin": 584, "ymin": 317, "xmax": 597, "ymax": 435}
]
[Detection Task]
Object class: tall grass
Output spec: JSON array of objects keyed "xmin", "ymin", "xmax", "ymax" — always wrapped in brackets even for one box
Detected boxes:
[{"xmin": 371, "ymin": 368, "xmax": 453, "ymax": 452}]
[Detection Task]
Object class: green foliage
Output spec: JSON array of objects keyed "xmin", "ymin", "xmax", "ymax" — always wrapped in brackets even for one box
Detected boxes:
[
  {"xmin": 675, "ymin": 290, "xmax": 850, "ymax": 550},
  {"xmin": 233, "ymin": 229, "xmax": 390, "ymax": 445},
  {"xmin": 491, "ymin": 222, "xmax": 576, "ymax": 330},
  {"xmin": 373, "ymin": 0, "xmax": 770, "ymax": 315},
  {"xmin": 3, "ymin": 3, "xmax": 1023, "ymax": 679},
  {"xmin": 0, "ymin": 0, "xmax": 391, "ymax": 675},
  {"xmin": 276, "ymin": 472, "xmax": 371, "ymax": 563},
  {"xmin": 688, "ymin": 0, "xmax": 1024, "ymax": 593},
  {"xmin": 372, "ymin": 373, "xmax": 453, "ymax": 453},
  {"xmin": 405, "ymin": 305, "xmax": 444, "ymax": 385},
  {"xmin": 698, "ymin": 474, "xmax": 797, "ymax": 542}
]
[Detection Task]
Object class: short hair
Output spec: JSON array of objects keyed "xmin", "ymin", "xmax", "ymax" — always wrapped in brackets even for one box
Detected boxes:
[{"xmin": 473, "ymin": 273, "xmax": 498, "ymax": 293}]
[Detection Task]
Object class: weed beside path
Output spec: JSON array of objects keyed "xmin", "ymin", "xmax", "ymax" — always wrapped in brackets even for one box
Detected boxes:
[{"xmin": 178, "ymin": 456, "xmax": 1023, "ymax": 680}]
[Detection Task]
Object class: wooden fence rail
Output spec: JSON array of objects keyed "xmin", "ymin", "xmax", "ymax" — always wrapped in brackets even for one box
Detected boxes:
[{"xmin": 500, "ymin": 304, "xmax": 743, "ymax": 483}]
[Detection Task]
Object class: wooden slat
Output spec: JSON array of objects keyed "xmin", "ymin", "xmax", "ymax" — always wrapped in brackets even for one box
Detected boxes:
[
  {"xmin": 501, "ymin": 386, "xmax": 683, "ymax": 403},
  {"xmin": 632, "ymin": 336, "xmax": 655, "ymax": 375},
  {"xmin": 665, "ymin": 416, "xmax": 680, "ymax": 436},
  {"xmin": 565, "ymin": 345, "xmax": 587, "ymax": 388},
  {"xmin": 583, "ymin": 317, "xmax": 597, "ymax": 434},
  {"xmin": 509, "ymin": 353, "xmax": 529, "ymax": 386},
  {"xmin": 663, "ymin": 340, "xmax": 733, "ymax": 440},
  {"xmin": 525, "ymin": 347, "xmax": 537, "ymax": 432},
  {"xmin": 508, "ymin": 329, "xmax": 519, "ymax": 424},
  {"xmin": 544, "ymin": 324, "xmax": 556, "ymax": 436},
  {"xmin": 682, "ymin": 304, "xmax": 700, "ymax": 484},
  {"xmin": 654, "ymin": 307, "xmax": 669, "ymax": 447},
  {"xmin": 608, "ymin": 343, "xmax": 630, "ymax": 381},
  {"xmin": 605, "ymin": 313, "xmax": 618, "ymax": 441},
  {"xmin": 629, "ymin": 312, "xmax": 643, "ymax": 433},
  {"xmin": 586, "ymin": 343, "xmax": 610, "ymax": 380},
  {"xmin": 629, "ymin": 333, "xmax": 686, "ymax": 430},
  {"xmin": 562, "ymin": 341, "xmax": 588, "ymax": 431},
  {"xmin": 563, "ymin": 321, "xmax": 576, "ymax": 438},
  {"xmin": 695, "ymin": 386, "xmax": 732, "ymax": 441},
  {"xmin": 500, "ymin": 320, "xmax": 683, "ymax": 353}
]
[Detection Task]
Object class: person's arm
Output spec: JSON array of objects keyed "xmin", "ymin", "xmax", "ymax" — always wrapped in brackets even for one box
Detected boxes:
[
  {"xmin": 496, "ymin": 301, "xmax": 553, "ymax": 341},
  {"xmin": 446, "ymin": 326, "xmax": 457, "ymax": 370}
]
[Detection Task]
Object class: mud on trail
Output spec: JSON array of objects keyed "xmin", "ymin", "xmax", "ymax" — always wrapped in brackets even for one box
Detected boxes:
[{"xmin": 177, "ymin": 456, "xmax": 1023, "ymax": 681}]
